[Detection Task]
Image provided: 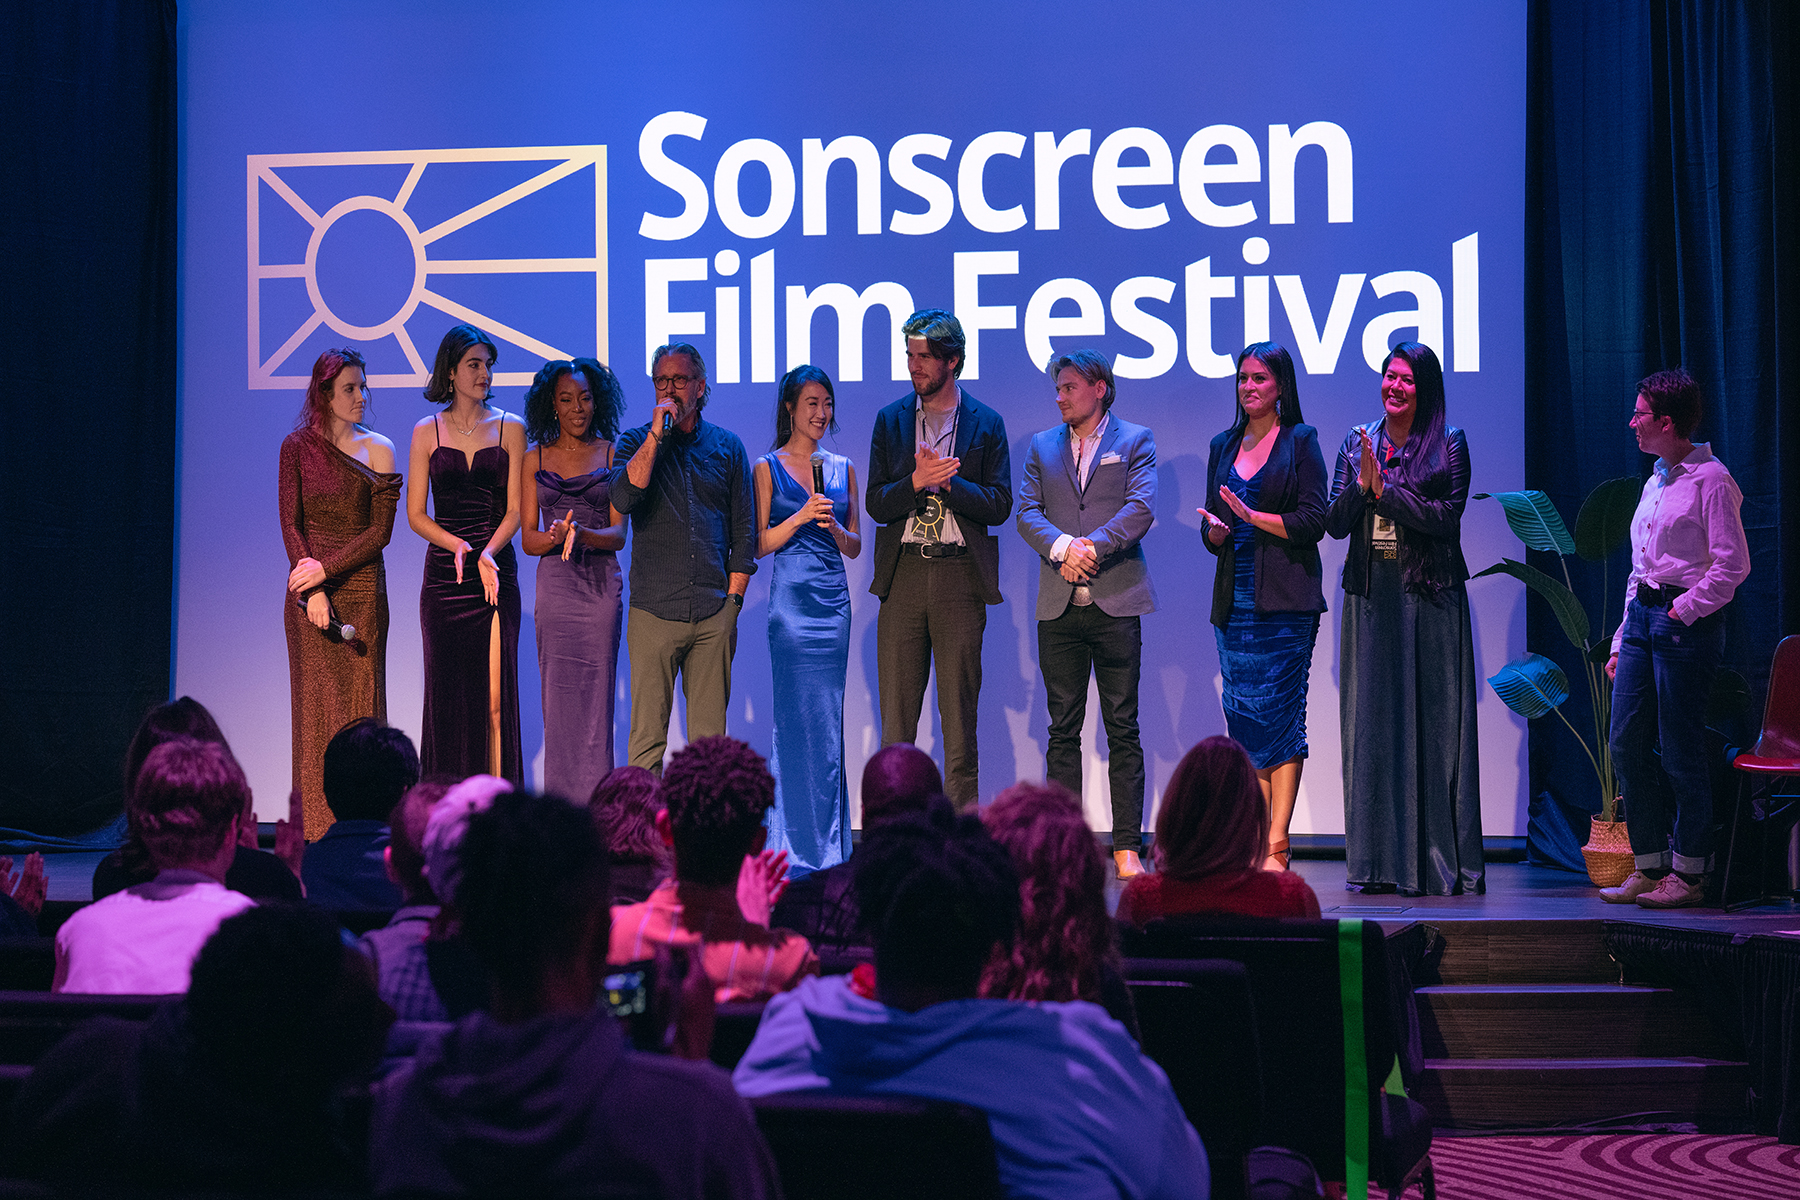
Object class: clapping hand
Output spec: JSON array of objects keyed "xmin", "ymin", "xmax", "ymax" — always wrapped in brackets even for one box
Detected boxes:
[
  {"xmin": 288, "ymin": 557, "xmax": 326, "ymax": 593},
  {"xmin": 1196, "ymin": 505, "xmax": 1230, "ymax": 546},
  {"xmin": 911, "ymin": 446, "xmax": 960, "ymax": 491},
  {"xmin": 1358, "ymin": 428, "xmax": 1384, "ymax": 498},
  {"xmin": 736, "ymin": 847, "xmax": 791, "ymax": 927},
  {"xmin": 1219, "ymin": 483, "xmax": 1256, "ymax": 523},
  {"xmin": 273, "ymin": 785, "xmax": 305, "ymax": 885},
  {"xmin": 0, "ymin": 853, "xmax": 46, "ymax": 920},
  {"xmin": 548, "ymin": 509, "xmax": 579, "ymax": 561}
]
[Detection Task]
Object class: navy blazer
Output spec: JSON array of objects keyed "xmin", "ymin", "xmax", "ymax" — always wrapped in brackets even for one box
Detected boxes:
[
  {"xmin": 1203, "ymin": 422, "xmax": 1329, "ymax": 627},
  {"xmin": 865, "ymin": 389, "xmax": 1012, "ymax": 604}
]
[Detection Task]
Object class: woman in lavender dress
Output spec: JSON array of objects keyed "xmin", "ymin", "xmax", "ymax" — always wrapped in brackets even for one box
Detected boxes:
[{"xmin": 522, "ymin": 358, "xmax": 627, "ymax": 799}]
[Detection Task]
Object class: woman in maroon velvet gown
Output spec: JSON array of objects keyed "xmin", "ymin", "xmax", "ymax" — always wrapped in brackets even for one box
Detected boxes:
[
  {"xmin": 280, "ymin": 348, "xmax": 401, "ymax": 836},
  {"xmin": 406, "ymin": 325, "xmax": 526, "ymax": 784}
]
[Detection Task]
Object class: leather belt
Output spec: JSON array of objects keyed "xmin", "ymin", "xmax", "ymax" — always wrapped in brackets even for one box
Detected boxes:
[
  {"xmin": 905, "ymin": 542, "xmax": 967, "ymax": 558},
  {"xmin": 1635, "ymin": 582, "xmax": 1689, "ymax": 608}
]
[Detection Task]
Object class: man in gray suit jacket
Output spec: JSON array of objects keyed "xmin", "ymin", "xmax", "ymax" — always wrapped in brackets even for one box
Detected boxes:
[{"xmin": 1016, "ymin": 350, "xmax": 1157, "ymax": 877}]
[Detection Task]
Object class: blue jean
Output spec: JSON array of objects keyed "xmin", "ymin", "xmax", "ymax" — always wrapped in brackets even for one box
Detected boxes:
[{"xmin": 1608, "ymin": 597, "xmax": 1726, "ymax": 873}]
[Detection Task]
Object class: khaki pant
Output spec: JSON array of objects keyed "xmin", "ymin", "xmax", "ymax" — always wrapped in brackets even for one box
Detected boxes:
[{"xmin": 626, "ymin": 600, "xmax": 740, "ymax": 773}]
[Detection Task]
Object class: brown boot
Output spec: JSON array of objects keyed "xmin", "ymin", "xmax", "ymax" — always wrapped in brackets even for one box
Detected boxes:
[{"xmin": 1114, "ymin": 850, "xmax": 1144, "ymax": 880}]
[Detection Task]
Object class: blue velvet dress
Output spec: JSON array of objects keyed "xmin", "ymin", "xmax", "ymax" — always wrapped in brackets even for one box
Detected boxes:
[
  {"xmin": 763, "ymin": 452, "xmax": 852, "ymax": 876},
  {"xmin": 1214, "ymin": 465, "xmax": 1320, "ymax": 769}
]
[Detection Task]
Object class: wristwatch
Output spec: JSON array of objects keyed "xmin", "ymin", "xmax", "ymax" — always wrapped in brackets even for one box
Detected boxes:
[{"xmin": 728, "ymin": 592, "xmax": 744, "ymax": 608}]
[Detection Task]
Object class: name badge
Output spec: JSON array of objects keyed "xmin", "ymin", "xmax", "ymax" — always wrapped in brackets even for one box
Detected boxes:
[{"xmin": 1372, "ymin": 513, "xmax": 1399, "ymax": 559}]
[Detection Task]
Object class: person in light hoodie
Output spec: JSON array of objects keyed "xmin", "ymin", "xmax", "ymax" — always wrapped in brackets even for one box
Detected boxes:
[{"xmin": 733, "ymin": 798, "xmax": 1209, "ymax": 1199}]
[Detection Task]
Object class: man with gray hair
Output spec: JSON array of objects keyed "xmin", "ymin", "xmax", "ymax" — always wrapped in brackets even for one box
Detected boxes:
[
  {"xmin": 865, "ymin": 309, "xmax": 1012, "ymax": 810},
  {"xmin": 610, "ymin": 342, "xmax": 756, "ymax": 773},
  {"xmin": 1016, "ymin": 350, "xmax": 1157, "ymax": 877}
]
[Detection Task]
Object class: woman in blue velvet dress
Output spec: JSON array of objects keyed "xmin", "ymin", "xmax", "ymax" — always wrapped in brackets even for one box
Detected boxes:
[
  {"xmin": 753, "ymin": 366, "xmax": 861, "ymax": 877},
  {"xmin": 1324, "ymin": 341, "xmax": 1483, "ymax": 896},
  {"xmin": 1200, "ymin": 343, "xmax": 1329, "ymax": 873}
]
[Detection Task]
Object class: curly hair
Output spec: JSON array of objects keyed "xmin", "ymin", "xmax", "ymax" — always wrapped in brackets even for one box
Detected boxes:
[
  {"xmin": 458, "ymin": 791, "xmax": 609, "ymax": 1002},
  {"xmin": 297, "ymin": 347, "xmax": 370, "ymax": 432},
  {"xmin": 978, "ymin": 782, "xmax": 1119, "ymax": 1005},
  {"xmin": 1154, "ymin": 736, "xmax": 1267, "ymax": 882},
  {"xmin": 523, "ymin": 357, "xmax": 627, "ymax": 447},
  {"xmin": 658, "ymin": 737, "xmax": 774, "ymax": 886},
  {"xmin": 854, "ymin": 798, "xmax": 1019, "ymax": 998},
  {"xmin": 588, "ymin": 765, "xmax": 667, "ymax": 866},
  {"xmin": 130, "ymin": 738, "xmax": 251, "ymax": 870}
]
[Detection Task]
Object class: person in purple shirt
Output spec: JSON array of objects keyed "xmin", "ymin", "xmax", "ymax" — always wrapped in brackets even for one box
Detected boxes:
[
  {"xmin": 1601, "ymin": 369, "xmax": 1750, "ymax": 909},
  {"xmin": 301, "ymin": 718, "xmax": 417, "ymax": 910}
]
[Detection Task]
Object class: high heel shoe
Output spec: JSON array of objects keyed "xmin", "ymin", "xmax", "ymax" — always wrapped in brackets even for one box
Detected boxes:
[{"xmin": 1263, "ymin": 837, "xmax": 1291, "ymax": 872}]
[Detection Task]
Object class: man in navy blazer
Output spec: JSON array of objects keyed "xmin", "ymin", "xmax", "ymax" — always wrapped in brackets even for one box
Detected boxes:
[
  {"xmin": 1016, "ymin": 350, "xmax": 1157, "ymax": 877},
  {"xmin": 866, "ymin": 310, "xmax": 1012, "ymax": 810}
]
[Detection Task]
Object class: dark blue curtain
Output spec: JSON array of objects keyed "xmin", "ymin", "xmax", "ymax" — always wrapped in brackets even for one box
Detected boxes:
[
  {"xmin": 1525, "ymin": 0, "xmax": 1799, "ymax": 829},
  {"xmin": 0, "ymin": 1, "xmax": 178, "ymax": 836}
]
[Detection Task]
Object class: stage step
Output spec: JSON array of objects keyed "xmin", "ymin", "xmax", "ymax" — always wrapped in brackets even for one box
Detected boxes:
[
  {"xmin": 1413, "ymin": 1056, "xmax": 1751, "ymax": 1130},
  {"xmin": 1423, "ymin": 919, "xmax": 1618, "ymax": 985},
  {"xmin": 1416, "ymin": 984, "xmax": 1740, "ymax": 1061}
]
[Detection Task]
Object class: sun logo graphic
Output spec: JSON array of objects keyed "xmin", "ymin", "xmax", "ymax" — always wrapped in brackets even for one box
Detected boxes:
[{"xmin": 247, "ymin": 145, "xmax": 607, "ymax": 389}]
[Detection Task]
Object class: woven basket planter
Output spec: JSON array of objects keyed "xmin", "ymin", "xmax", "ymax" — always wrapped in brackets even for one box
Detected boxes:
[{"xmin": 1582, "ymin": 816, "xmax": 1634, "ymax": 887}]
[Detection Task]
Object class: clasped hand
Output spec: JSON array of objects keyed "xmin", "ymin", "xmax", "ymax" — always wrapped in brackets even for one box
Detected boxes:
[
  {"xmin": 288, "ymin": 557, "xmax": 326, "ymax": 593},
  {"xmin": 1060, "ymin": 537, "xmax": 1099, "ymax": 583},
  {"xmin": 912, "ymin": 446, "xmax": 959, "ymax": 491},
  {"xmin": 1358, "ymin": 429, "xmax": 1385, "ymax": 498}
]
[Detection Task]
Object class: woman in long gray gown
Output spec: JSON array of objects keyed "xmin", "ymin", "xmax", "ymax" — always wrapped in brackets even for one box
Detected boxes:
[{"xmin": 522, "ymin": 358, "xmax": 627, "ymax": 800}]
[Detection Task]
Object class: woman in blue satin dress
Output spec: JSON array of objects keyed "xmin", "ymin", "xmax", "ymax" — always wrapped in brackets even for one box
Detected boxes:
[
  {"xmin": 753, "ymin": 366, "xmax": 862, "ymax": 877},
  {"xmin": 522, "ymin": 358, "xmax": 627, "ymax": 801}
]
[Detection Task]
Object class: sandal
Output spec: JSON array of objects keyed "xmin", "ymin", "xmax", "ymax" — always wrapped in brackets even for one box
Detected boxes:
[{"xmin": 1263, "ymin": 837, "xmax": 1291, "ymax": 872}]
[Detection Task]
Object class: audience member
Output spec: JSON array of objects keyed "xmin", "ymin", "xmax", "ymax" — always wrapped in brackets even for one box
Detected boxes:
[
  {"xmin": 372, "ymin": 790, "xmax": 780, "ymax": 1199},
  {"xmin": 93, "ymin": 696, "xmax": 303, "ymax": 902},
  {"xmin": 734, "ymin": 800, "xmax": 1209, "ymax": 1199},
  {"xmin": 980, "ymin": 781, "xmax": 1139, "ymax": 1038},
  {"xmin": 9, "ymin": 903, "xmax": 393, "ymax": 1191},
  {"xmin": 0, "ymin": 852, "xmax": 46, "ymax": 933},
  {"xmin": 1116, "ymin": 736, "xmax": 1322, "ymax": 925},
  {"xmin": 771, "ymin": 742, "xmax": 943, "ymax": 950},
  {"xmin": 302, "ymin": 717, "xmax": 419, "ymax": 909},
  {"xmin": 360, "ymin": 779, "xmax": 454, "ymax": 1021},
  {"xmin": 589, "ymin": 764, "xmax": 669, "ymax": 903},
  {"xmin": 609, "ymin": 736, "xmax": 818, "ymax": 1000},
  {"xmin": 56, "ymin": 739, "xmax": 258, "ymax": 993}
]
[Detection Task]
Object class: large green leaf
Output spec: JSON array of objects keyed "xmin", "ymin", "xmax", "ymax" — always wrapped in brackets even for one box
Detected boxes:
[
  {"xmin": 1573, "ymin": 476, "xmax": 1642, "ymax": 562},
  {"xmin": 1474, "ymin": 490, "xmax": 1576, "ymax": 555},
  {"xmin": 1487, "ymin": 653, "xmax": 1571, "ymax": 719},
  {"xmin": 1471, "ymin": 558, "xmax": 1592, "ymax": 649}
]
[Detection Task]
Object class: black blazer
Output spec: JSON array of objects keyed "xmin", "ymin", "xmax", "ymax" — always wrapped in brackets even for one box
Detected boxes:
[
  {"xmin": 1324, "ymin": 422, "xmax": 1471, "ymax": 597},
  {"xmin": 1204, "ymin": 423, "xmax": 1329, "ymax": 626},
  {"xmin": 865, "ymin": 389, "xmax": 1012, "ymax": 604}
]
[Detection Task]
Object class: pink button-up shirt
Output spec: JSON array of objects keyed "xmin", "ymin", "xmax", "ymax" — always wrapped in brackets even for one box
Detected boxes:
[{"xmin": 1611, "ymin": 443, "xmax": 1750, "ymax": 656}]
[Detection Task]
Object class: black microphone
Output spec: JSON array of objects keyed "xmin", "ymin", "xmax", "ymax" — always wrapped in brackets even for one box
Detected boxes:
[
  {"xmin": 654, "ymin": 405, "xmax": 670, "ymax": 438},
  {"xmin": 294, "ymin": 594, "xmax": 356, "ymax": 642},
  {"xmin": 810, "ymin": 451, "xmax": 827, "ymax": 495}
]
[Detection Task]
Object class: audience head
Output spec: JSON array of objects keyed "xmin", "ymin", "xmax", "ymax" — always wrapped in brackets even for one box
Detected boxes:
[
  {"xmin": 124, "ymin": 696, "xmax": 228, "ymax": 804},
  {"xmin": 657, "ymin": 737, "xmax": 774, "ymax": 887},
  {"xmin": 980, "ymin": 781, "xmax": 1117, "ymax": 1005},
  {"xmin": 129, "ymin": 738, "xmax": 251, "ymax": 874},
  {"xmin": 1154, "ymin": 736, "xmax": 1267, "ymax": 881},
  {"xmin": 422, "ymin": 775, "xmax": 514, "ymax": 910},
  {"xmin": 321, "ymin": 718, "xmax": 420, "ymax": 823},
  {"xmin": 588, "ymin": 766, "xmax": 666, "ymax": 866},
  {"xmin": 860, "ymin": 744, "xmax": 943, "ymax": 827},
  {"xmin": 458, "ymin": 791, "xmax": 610, "ymax": 1014},
  {"xmin": 854, "ymin": 798, "xmax": 1019, "ymax": 1006},
  {"xmin": 187, "ymin": 903, "xmax": 392, "ymax": 1102},
  {"xmin": 387, "ymin": 779, "xmax": 453, "ymax": 905},
  {"xmin": 1637, "ymin": 367, "xmax": 1704, "ymax": 440}
]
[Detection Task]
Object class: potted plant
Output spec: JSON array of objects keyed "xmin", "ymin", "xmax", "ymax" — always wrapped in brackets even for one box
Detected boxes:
[{"xmin": 1470, "ymin": 479, "xmax": 1640, "ymax": 885}]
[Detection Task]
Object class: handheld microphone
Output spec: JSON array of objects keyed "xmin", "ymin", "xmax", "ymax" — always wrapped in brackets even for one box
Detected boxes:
[
  {"xmin": 654, "ymin": 406, "xmax": 669, "ymax": 438},
  {"xmin": 810, "ymin": 451, "xmax": 827, "ymax": 494},
  {"xmin": 294, "ymin": 594, "xmax": 356, "ymax": 642}
]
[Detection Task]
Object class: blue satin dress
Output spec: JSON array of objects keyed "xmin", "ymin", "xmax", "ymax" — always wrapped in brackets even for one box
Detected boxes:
[
  {"xmin": 763, "ymin": 451, "xmax": 852, "ymax": 877},
  {"xmin": 1214, "ymin": 464, "xmax": 1320, "ymax": 769}
]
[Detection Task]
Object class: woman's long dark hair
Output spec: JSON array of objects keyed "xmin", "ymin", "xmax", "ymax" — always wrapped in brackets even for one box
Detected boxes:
[
  {"xmin": 772, "ymin": 365, "xmax": 838, "ymax": 450},
  {"xmin": 523, "ymin": 358, "xmax": 626, "ymax": 448},
  {"xmin": 1379, "ymin": 341, "xmax": 1453, "ymax": 594},
  {"xmin": 1153, "ymin": 736, "xmax": 1266, "ymax": 882},
  {"xmin": 1231, "ymin": 342, "xmax": 1304, "ymax": 434}
]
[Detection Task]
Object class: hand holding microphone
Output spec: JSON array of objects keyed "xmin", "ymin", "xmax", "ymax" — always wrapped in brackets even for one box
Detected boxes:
[
  {"xmin": 295, "ymin": 592, "xmax": 356, "ymax": 642},
  {"xmin": 809, "ymin": 452, "xmax": 833, "ymax": 527}
]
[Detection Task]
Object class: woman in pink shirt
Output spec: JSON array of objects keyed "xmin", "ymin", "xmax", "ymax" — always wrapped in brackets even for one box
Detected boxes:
[
  {"xmin": 1600, "ymin": 369, "xmax": 1750, "ymax": 909},
  {"xmin": 1117, "ymin": 736, "xmax": 1320, "ymax": 925}
]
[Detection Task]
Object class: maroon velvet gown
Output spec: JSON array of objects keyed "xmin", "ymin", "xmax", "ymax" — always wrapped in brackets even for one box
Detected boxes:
[{"xmin": 419, "ymin": 420, "xmax": 522, "ymax": 784}]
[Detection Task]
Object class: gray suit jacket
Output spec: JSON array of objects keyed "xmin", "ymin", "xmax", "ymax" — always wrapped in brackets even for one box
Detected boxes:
[{"xmin": 1016, "ymin": 414, "xmax": 1157, "ymax": 620}]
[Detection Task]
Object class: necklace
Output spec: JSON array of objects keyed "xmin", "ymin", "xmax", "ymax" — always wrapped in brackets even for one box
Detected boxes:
[{"xmin": 450, "ymin": 404, "xmax": 487, "ymax": 437}]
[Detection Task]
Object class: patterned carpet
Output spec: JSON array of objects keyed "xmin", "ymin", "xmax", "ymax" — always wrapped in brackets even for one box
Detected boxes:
[{"xmin": 1427, "ymin": 1135, "xmax": 1800, "ymax": 1199}]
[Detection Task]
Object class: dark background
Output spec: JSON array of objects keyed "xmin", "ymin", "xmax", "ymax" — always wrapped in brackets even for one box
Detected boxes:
[{"xmin": 0, "ymin": 0, "xmax": 1794, "ymax": 838}]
